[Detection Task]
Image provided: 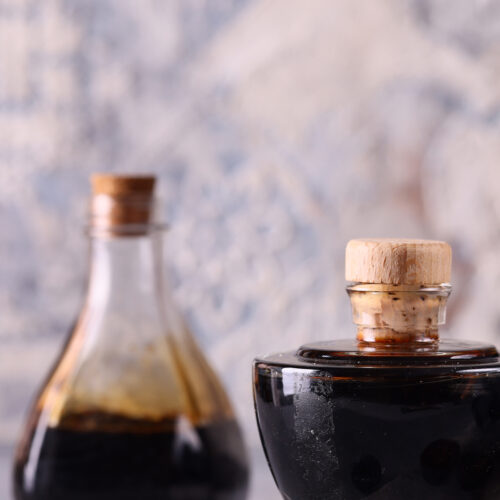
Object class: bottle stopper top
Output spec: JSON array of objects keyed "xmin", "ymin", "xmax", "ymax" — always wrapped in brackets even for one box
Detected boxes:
[
  {"xmin": 91, "ymin": 174, "xmax": 156, "ymax": 198},
  {"xmin": 90, "ymin": 174, "xmax": 157, "ymax": 229},
  {"xmin": 345, "ymin": 238, "xmax": 452, "ymax": 285}
]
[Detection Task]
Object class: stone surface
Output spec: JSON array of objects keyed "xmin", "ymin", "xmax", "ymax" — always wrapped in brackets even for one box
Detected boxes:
[{"xmin": 2, "ymin": 0, "xmax": 500, "ymax": 498}]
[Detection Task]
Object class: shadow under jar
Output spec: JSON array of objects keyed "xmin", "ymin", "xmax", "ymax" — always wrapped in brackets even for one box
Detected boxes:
[{"xmin": 254, "ymin": 239, "xmax": 500, "ymax": 500}]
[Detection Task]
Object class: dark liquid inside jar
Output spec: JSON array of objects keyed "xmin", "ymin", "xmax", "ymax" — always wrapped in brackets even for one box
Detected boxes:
[
  {"xmin": 254, "ymin": 340, "xmax": 500, "ymax": 500},
  {"xmin": 14, "ymin": 412, "xmax": 248, "ymax": 500}
]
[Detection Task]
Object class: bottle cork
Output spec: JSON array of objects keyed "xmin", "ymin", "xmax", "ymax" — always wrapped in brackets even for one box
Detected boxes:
[
  {"xmin": 90, "ymin": 174, "xmax": 157, "ymax": 229},
  {"xmin": 345, "ymin": 238, "xmax": 451, "ymax": 285}
]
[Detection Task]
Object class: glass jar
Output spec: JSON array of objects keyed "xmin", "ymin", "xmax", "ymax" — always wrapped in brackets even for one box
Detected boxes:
[{"xmin": 254, "ymin": 239, "xmax": 500, "ymax": 500}]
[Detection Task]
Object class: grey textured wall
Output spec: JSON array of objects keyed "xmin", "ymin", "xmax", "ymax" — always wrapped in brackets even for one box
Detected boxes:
[{"xmin": 2, "ymin": 0, "xmax": 500, "ymax": 497}]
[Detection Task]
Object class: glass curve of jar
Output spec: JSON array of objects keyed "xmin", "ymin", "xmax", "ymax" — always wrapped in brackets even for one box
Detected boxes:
[{"xmin": 254, "ymin": 283, "xmax": 500, "ymax": 500}]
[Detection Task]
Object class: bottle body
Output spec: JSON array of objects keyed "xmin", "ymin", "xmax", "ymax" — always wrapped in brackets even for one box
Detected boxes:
[
  {"xmin": 254, "ymin": 347, "xmax": 500, "ymax": 500},
  {"xmin": 14, "ymin": 283, "xmax": 249, "ymax": 498},
  {"xmin": 15, "ymin": 309, "xmax": 249, "ymax": 500}
]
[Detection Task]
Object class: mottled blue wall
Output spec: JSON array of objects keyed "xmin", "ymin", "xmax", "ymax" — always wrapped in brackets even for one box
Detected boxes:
[{"xmin": 2, "ymin": 0, "xmax": 500, "ymax": 497}]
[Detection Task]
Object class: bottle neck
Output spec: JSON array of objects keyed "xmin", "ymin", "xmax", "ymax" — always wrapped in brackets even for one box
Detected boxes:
[
  {"xmin": 85, "ymin": 231, "xmax": 168, "ymax": 325},
  {"xmin": 347, "ymin": 283, "xmax": 451, "ymax": 343}
]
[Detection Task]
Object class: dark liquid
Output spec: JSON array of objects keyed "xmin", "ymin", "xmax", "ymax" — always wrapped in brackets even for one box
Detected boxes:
[
  {"xmin": 14, "ymin": 414, "xmax": 248, "ymax": 500},
  {"xmin": 254, "ymin": 343, "xmax": 500, "ymax": 500}
]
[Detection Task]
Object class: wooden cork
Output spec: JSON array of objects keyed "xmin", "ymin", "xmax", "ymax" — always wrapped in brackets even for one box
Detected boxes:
[
  {"xmin": 90, "ymin": 174, "xmax": 156, "ymax": 229},
  {"xmin": 345, "ymin": 238, "xmax": 451, "ymax": 285}
]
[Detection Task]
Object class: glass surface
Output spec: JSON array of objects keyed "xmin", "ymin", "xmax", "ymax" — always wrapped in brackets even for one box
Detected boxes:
[
  {"xmin": 254, "ymin": 339, "xmax": 500, "ymax": 500},
  {"xmin": 293, "ymin": 338, "xmax": 497, "ymax": 364},
  {"xmin": 14, "ymin": 222, "xmax": 248, "ymax": 500}
]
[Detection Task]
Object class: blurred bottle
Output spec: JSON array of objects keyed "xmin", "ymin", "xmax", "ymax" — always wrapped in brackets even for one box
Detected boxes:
[{"xmin": 13, "ymin": 174, "xmax": 248, "ymax": 500}]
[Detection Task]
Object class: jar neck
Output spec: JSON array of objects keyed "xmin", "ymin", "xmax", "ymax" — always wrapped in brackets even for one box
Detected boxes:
[{"xmin": 346, "ymin": 283, "xmax": 451, "ymax": 343}]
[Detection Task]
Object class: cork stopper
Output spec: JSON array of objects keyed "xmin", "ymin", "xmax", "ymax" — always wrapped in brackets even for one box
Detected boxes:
[
  {"xmin": 346, "ymin": 238, "xmax": 451, "ymax": 285},
  {"xmin": 90, "ymin": 174, "xmax": 157, "ymax": 231}
]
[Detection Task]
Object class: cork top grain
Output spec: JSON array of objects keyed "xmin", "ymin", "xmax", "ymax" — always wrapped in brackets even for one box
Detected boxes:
[{"xmin": 345, "ymin": 239, "xmax": 452, "ymax": 285}]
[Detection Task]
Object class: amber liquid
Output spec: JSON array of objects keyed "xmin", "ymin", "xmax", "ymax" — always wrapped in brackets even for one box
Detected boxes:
[
  {"xmin": 14, "ymin": 413, "xmax": 248, "ymax": 500},
  {"xmin": 254, "ymin": 347, "xmax": 500, "ymax": 500}
]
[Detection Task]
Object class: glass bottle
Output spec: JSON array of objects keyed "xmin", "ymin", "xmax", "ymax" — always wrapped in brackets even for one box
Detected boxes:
[
  {"xmin": 254, "ymin": 239, "xmax": 500, "ymax": 500},
  {"xmin": 14, "ymin": 174, "xmax": 249, "ymax": 500}
]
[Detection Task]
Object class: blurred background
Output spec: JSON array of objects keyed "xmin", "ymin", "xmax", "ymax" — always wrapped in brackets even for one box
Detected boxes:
[{"xmin": 2, "ymin": 0, "xmax": 500, "ymax": 497}]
